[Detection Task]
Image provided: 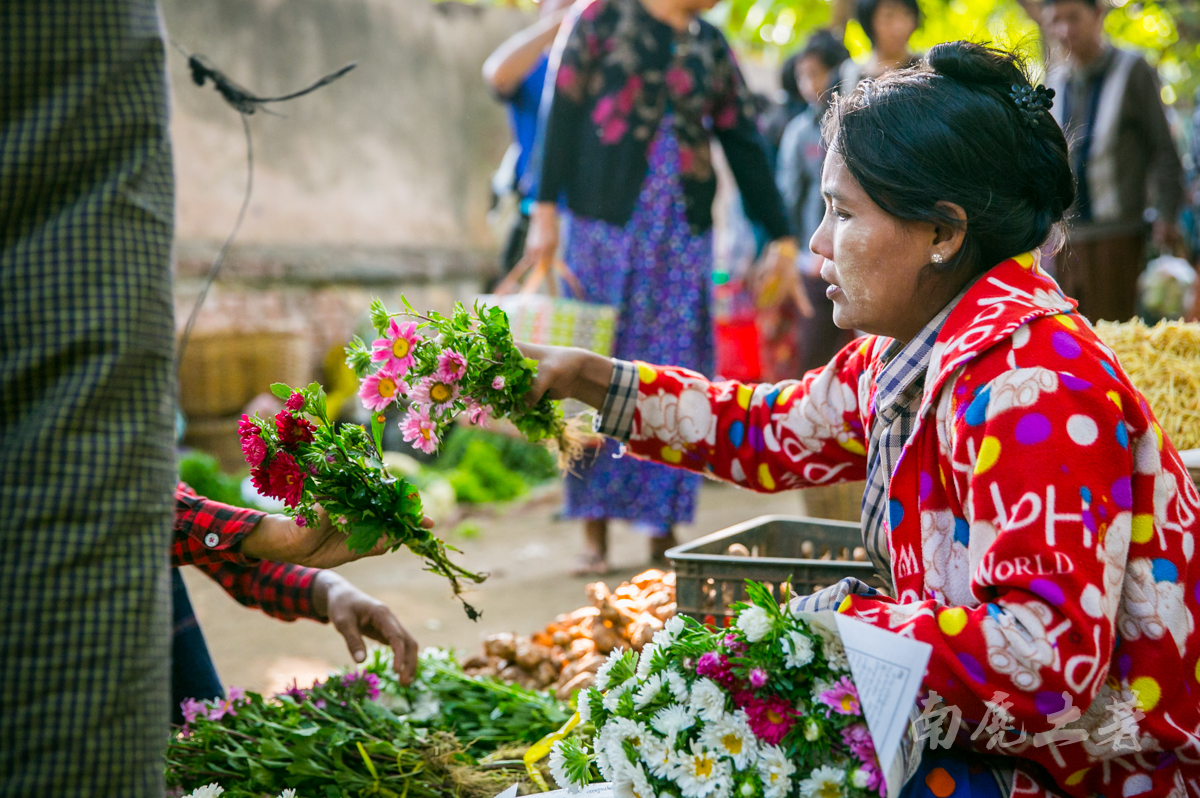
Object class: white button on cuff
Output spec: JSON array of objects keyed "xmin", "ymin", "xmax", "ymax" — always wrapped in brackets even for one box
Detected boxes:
[{"xmin": 204, "ymin": 532, "xmax": 220, "ymax": 548}]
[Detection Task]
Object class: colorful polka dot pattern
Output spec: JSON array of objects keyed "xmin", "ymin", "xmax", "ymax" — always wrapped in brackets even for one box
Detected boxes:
[{"xmin": 620, "ymin": 255, "xmax": 1200, "ymax": 797}]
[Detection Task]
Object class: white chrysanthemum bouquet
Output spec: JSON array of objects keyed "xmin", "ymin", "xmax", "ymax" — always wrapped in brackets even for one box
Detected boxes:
[{"xmin": 548, "ymin": 583, "xmax": 884, "ymax": 798}]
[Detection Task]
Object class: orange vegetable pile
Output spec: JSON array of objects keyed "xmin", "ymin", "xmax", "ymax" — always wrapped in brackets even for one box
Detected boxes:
[{"xmin": 462, "ymin": 569, "xmax": 676, "ymax": 698}]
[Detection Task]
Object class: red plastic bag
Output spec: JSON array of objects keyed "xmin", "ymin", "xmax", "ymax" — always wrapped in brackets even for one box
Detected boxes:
[{"xmin": 712, "ymin": 277, "xmax": 761, "ymax": 382}]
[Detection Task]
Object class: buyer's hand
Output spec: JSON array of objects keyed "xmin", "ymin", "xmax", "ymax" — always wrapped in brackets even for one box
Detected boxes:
[
  {"xmin": 240, "ymin": 507, "xmax": 435, "ymax": 569},
  {"xmin": 522, "ymin": 202, "xmax": 561, "ymax": 270},
  {"xmin": 312, "ymin": 572, "xmax": 418, "ymax": 684},
  {"xmin": 755, "ymin": 237, "xmax": 814, "ymax": 318},
  {"xmin": 517, "ymin": 341, "xmax": 614, "ymax": 409}
]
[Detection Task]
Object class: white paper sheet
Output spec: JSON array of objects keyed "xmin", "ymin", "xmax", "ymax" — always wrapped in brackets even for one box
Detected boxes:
[{"xmin": 834, "ymin": 613, "xmax": 932, "ymax": 790}]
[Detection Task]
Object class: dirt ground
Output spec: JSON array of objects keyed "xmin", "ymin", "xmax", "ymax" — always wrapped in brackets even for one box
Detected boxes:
[{"xmin": 180, "ymin": 480, "xmax": 812, "ymax": 695}]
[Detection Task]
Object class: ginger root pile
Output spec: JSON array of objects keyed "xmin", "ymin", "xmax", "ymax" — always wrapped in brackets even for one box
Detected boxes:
[{"xmin": 462, "ymin": 569, "xmax": 676, "ymax": 699}]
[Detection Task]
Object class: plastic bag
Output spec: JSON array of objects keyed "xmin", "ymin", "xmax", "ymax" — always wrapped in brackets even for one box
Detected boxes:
[{"xmin": 1139, "ymin": 255, "xmax": 1197, "ymax": 321}]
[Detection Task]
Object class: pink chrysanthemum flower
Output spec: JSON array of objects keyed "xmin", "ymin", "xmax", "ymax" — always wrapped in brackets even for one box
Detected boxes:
[
  {"xmin": 723, "ymin": 633, "xmax": 747, "ymax": 654},
  {"xmin": 400, "ymin": 408, "xmax": 440, "ymax": 454},
  {"xmin": 250, "ymin": 464, "xmax": 271, "ymax": 497},
  {"xmin": 180, "ymin": 697, "xmax": 207, "ymax": 726},
  {"xmin": 410, "ymin": 375, "xmax": 459, "ymax": 413},
  {"xmin": 436, "ymin": 350, "xmax": 468, "ymax": 383},
  {"xmin": 358, "ymin": 368, "xmax": 406, "ymax": 412},
  {"xmin": 275, "ymin": 410, "xmax": 314, "ymax": 448},
  {"xmin": 281, "ymin": 680, "xmax": 308, "ymax": 703},
  {"xmin": 341, "ymin": 670, "xmax": 382, "ymax": 701},
  {"xmin": 818, "ymin": 675, "xmax": 861, "ymax": 716},
  {"xmin": 238, "ymin": 414, "xmax": 261, "ymax": 440},
  {"xmin": 861, "ymin": 763, "xmax": 886, "ymax": 795},
  {"xmin": 491, "ymin": 375, "xmax": 506, "ymax": 390},
  {"xmin": 696, "ymin": 651, "xmax": 737, "ymax": 689},
  {"xmin": 749, "ymin": 668, "xmax": 769, "ymax": 689},
  {"xmin": 745, "ymin": 695, "xmax": 797, "ymax": 745},
  {"xmin": 732, "ymin": 689, "xmax": 756, "ymax": 710},
  {"xmin": 371, "ymin": 319, "xmax": 420, "ymax": 377},
  {"xmin": 285, "ymin": 391, "xmax": 306, "ymax": 412},
  {"xmin": 212, "ymin": 695, "xmax": 243, "ymax": 720},
  {"xmin": 241, "ymin": 433, "xmax": 267, "ymax": 467},
  {"xmin": 841, "ymin": 723, "xmax": 874, "ymax": 760}
]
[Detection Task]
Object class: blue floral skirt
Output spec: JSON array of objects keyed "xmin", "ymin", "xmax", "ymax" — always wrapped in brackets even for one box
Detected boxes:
[{"xmin": 561, "ymin": 118, "xmax": 712, "ymax": 531}]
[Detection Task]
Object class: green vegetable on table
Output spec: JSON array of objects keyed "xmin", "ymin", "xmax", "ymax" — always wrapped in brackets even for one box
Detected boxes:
[{"xmin": 167, "ymin": 649, "xmax": 573, "ymax": 798}]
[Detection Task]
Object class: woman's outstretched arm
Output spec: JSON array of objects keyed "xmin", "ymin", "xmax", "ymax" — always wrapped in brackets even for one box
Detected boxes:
[{"xmin": 520, "ymin": 338, "xmax": 876, "ymax": 492}]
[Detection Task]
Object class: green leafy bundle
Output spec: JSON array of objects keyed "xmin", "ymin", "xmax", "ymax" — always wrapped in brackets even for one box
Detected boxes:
[
  {"xmin": 238, "ymin": 383, "xmax": 486, "ymax": 619},
  {"xmin": 380, "ymin": 650, "xmax": 572, "ymax": 753},
  {"xmin": 166, "ymin": 650, "xmax": 571, "ymax": 798}
]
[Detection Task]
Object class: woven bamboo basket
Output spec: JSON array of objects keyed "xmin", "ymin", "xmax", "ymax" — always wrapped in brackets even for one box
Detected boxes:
[
  {"xmin": 183, "ymin": 415, "xmax": 246, "ymax": 473},
  {"xmin": 177, "ymin": 330, "xmax": 311, "ymax": 419}
]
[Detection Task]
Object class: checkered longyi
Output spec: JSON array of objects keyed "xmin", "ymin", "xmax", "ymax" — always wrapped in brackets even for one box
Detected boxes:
[{"xmin": 2, "ymin": 3, "xmax": 177, "ymax": 794}]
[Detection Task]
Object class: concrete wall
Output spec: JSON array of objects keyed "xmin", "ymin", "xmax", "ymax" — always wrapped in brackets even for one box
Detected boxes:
[
  {"xmin": 166, "ymin": 0, "xmax": 524, "ymax": 250},
  {"xmin": 164, "ymin": 0, "xmax": 527, "ymax": 397}
]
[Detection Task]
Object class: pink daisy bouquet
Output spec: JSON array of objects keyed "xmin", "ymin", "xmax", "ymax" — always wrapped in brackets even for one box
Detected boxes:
[
  {"xmin": 344, "ymin": 297, "xmax": 574, "ymax": 457},
  {"xmin": 548, "ymin": 583, "xmax": 885, "ymax": 798}
]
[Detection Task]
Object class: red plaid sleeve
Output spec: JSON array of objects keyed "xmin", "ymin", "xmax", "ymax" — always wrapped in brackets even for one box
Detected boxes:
[
  {"xmin": 173, "ymin": 482, "xmax": 263, "ymax": 566},
  {"xmin": 173, "ymin": 483, "xmax": 325, "ymax": 623},
  {"xmin": 192, "ymin": 557, "xmax": 322, "ymax": 623}
]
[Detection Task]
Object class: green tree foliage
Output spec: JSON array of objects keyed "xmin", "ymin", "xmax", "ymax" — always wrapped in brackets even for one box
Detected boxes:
[{"xmin": 719, "ymin": 0, "xmax": 1196, "ymax": 105}]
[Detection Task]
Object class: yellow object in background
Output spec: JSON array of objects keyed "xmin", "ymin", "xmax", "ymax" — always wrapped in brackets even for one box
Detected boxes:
[
  {"xmin": 1093, "ymin": 319, "xmax": 1200, "ymax": 452},
  {"xmin": 324, "ymin": 343, "xmax": 363, "ymax": 422}
]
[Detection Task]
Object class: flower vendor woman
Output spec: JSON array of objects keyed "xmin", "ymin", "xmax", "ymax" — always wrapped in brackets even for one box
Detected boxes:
[{"xmin": 521, "ymin": 42, "xmax": 1199, "ymax": 798}]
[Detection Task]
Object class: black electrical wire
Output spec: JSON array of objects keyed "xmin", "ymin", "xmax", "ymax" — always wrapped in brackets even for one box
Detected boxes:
[
  {"xmin": 175, "ymin": 113, "xmax": 254, "ymax": 375},
  {"xmin": 170, "ymin": 40, "xmax": 356, "ymax": 372}
]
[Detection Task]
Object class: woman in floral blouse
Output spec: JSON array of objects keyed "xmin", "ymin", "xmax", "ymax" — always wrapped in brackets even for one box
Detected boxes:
[
  {"xmin": 524, "ymin": 0, "xmax": 808, "ymax": 574},
  {"xmin": 522, "ymin": 43, "xmax": 1199, "ymax": 798}
]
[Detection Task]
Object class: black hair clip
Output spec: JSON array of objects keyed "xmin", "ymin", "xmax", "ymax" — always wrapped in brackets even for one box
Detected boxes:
[{"xmin": 1009, "ymin": 84, "xmax": 1055, "ymax": 129}]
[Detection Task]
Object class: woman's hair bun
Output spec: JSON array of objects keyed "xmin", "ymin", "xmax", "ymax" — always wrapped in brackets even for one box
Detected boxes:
[
  {"xmin": 927, "ymin": 41, "xmax": 1027, "ymax": 91},
  {"xmin": 825, "ymin": 40, "xmax": 1077, "ymax": 277}
]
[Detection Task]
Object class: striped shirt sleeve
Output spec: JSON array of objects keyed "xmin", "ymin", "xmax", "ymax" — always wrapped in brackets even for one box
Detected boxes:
[{"xmin": 595, "ymin": 358, "xmax": 639, "ymax": 441}]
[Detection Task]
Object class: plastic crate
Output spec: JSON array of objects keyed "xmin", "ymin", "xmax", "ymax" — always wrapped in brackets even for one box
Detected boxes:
[{"xmin": 666, "ymin": 515, "xmax": 887, "ymax": 625}]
